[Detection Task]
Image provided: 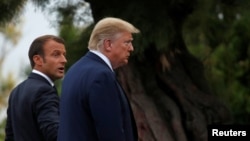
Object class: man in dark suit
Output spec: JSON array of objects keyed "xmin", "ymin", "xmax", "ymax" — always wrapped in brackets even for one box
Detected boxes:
[
  {"xmin": 5, "ymin": 35, "xmax": 67, "ymax": 141},
  {"xmin": 58, "ymin": 17, "xmax": 140, "ymax": 141}
]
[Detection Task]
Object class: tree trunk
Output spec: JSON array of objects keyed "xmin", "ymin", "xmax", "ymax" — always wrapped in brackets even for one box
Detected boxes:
[{"xmin": 116, "ymin": 46, "xmax": 231, "ymax": 141}]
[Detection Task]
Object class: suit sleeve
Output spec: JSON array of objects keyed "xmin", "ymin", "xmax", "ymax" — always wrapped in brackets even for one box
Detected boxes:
[
  {"xmin": 5, "ymin": 95, "xmax": 14, "ymax": 141},
  {"xmin": 88, "ymin": 72, "xmax": 126, "ymax": 141},
  {"xmin": 34, "ymin": 86, "xmax": 59, "ymax": 141}
]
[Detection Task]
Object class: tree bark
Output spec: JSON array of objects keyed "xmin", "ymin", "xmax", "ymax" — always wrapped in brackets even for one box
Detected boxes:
[{"xmin": 116, "ymin": 47, "xmax": 232, "ymax": 141}]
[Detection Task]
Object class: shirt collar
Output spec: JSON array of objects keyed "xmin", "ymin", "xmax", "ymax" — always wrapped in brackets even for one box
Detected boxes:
[
  {"xmin": 90, "ymin": 50, "xmax": 114, "ymax": 71},
  {"xmin": 32, "ymin": 69, "xmax": 54, "ymax": 86}
]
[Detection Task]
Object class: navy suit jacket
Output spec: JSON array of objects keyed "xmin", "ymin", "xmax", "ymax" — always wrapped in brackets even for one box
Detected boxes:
[
  {"xmin": 5, "ymin": 73, "xmax": 60, "ymax": 141},
  {"xmin": 58, "ymin": 51, "xmax": 138, "ymax": 141}
]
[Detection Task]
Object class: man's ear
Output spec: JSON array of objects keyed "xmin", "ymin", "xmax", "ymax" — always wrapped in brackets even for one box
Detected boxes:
[
  {"xmin": 103, "ymin": 39, "xmax": 112, "ymax": 51},
  {"xmin": 33, "ymin": 55, "xmax": 43, "ymax": 66}
]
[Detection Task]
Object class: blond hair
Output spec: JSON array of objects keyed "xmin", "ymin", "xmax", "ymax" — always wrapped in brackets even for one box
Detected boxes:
[{"xmin": 88, "ymin": 17, "xmax": 140, "ymax": 50}]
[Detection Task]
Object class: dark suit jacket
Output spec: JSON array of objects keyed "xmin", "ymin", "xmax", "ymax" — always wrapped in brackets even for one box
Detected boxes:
[
  {"xmin": 58, "ymin": 51, "xmax": 138, "ymax": 141},
  {"xmin": 5, "ymin": 73, "xmax": 60, "ymax": 141}
]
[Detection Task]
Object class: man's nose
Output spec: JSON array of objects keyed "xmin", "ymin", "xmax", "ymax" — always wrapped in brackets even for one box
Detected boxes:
[
  {"xmin": 62, "ymin": 55, "xmax": 67, "ymax": 63},
  {"xmin": 130, "ymin": 45, "xmax": 134, "ymax": 52}
]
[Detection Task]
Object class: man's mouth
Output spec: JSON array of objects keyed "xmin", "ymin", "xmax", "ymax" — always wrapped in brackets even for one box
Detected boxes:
[{"xmin": 58, "ymin": 67, "xmax": 65, "ymax": 72}]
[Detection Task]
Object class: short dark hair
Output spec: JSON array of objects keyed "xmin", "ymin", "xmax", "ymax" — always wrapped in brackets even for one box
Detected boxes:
[{"xmin": 28, "ymin": 35, "xmax": 65, "ymax": 68}]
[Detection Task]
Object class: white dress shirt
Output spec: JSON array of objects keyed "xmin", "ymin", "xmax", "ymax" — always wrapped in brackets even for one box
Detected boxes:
[
  {"xmin": 90, "ymin": 50, "xmax": 114, "ymax": 71},
  {"xmin": 32, "ymin": 69, "xmax": 54, "ymax": 87}
]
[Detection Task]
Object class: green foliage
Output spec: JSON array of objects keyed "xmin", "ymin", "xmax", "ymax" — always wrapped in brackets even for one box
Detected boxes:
[
  {"xmin": 184, "ymin": 0, "xmax": 250, "ymax": 124},
  {"xmin": 0, "ymin": 119, "xmax": 6, "ymax": 140},
  {"xmin": 0, "ymin": 0, "xmax": 55, "ymax": 25},
  {"xmin": 30, "ymin": 0, "xmax": 51, "ymax": 9},
  {"xmin": 0, "ymin": 0, "xmax": 26, "ymax": 25}
]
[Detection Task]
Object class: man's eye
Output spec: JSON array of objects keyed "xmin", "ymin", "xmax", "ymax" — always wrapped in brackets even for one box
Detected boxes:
[
  {"xmin": 53, "ymin": 53, "xmax": 60, "ymax": 56},
  {"xmin": 125, "ymin": 41, "xmax": 132, "ymax": 46}
]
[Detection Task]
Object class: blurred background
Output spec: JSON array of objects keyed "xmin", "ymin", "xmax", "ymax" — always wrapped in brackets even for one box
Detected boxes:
[{"xmin": 0, "ymin": 0, "xmax": 249, "ymax": 140}]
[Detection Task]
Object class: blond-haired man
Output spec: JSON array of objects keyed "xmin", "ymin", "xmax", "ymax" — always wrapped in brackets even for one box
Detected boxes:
[{"xmin": 58, "ymin": 17, "xmax": 140, "ymax": 141}]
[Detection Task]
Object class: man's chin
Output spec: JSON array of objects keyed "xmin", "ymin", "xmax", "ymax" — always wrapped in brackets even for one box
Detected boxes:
[{"xmin": 55, "ymin": 74, "xmax": 64, "ymax": 80}]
